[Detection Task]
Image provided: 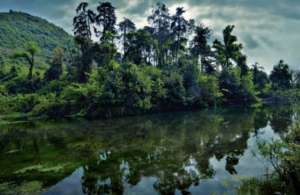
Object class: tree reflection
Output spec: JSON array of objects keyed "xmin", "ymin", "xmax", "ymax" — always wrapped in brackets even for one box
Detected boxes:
[
  {"xmin": 0, "ymin": 105, "xmax": 295, "ymax": 194},
  {"xmin": 269, "ymin": 106, "xmax": 293, "ymax": 135},
  {"xmin": 79, "ymin": 110, "xmax": 257, "ymax": 194}
]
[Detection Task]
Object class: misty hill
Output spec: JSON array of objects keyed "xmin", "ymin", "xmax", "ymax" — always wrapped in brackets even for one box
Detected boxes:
[{"xmin": 0, "ymin": 11, "xmax": 74, "ymax": 66}]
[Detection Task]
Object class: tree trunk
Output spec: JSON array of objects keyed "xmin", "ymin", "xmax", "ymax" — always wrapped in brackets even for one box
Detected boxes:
[{"xmin": 28, "ymin": 54, "xmax": 34, "ymax": 80}]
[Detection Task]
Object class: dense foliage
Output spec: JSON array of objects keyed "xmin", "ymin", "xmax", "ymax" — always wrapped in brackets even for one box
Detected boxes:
[{"xmin": 0, "ymin": 2, "xmax": 298, "ymax": 119}]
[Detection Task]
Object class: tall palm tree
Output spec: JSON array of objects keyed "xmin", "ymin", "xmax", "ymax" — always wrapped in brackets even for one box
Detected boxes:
[
  {"xmin": 191, "ymin": 24, "xmax": 212, "ymax": 73},
  {"xmin": 73, "ymin": 2, "xmax": 96, "ymax": 40},
  {"xmin": 118, "ymin": 18, "xmax": 136, "ymax": 58},
  {"xmin": 213, "ymin": 25, "xmax": 242, "ymax": 70},
  {"xmin": 171, "ymin": 7, "xmax": 190, "ymax": 64},
  {"xmin": 95, "ymin": 2, "xmax": 117, "ymax": 42}
]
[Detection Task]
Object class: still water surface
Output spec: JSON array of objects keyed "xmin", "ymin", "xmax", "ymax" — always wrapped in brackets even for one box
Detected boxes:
[{"xmin": 0, "ymin": 105, "xmax": 295, "ymax": 194}]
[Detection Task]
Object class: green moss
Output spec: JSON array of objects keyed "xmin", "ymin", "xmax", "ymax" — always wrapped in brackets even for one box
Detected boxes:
[{"xmin": 0, "ymin": 181, "xmax": 42, "ymax": 195}]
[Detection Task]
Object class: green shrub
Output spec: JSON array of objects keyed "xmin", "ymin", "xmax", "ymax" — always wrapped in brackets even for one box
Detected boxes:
[
  {"xmin": 143, "ymin": 66, "xmax": 166, "ymax": 108},
  {"xmin": 162, "ymin": 72, "xmax": 186, "ymax": 109},
  {"xmin": 198, "ymin": 74, "xmax": 222, "ymax": 107},
  {"xmin": 0, "ymin": 85, "xmax": 7, "ymax": 95},
  {"xmin": 219, "ymin": 68, "xmax": 257, "ymax": 105},
  {"xmin": 0, "ymin": 95, "xmax": 11, "ymax": 113},
  {"xmin": 31, "ymin": 94, "xmax": 71, "ymax": 118},
  {"xmin": 38, "ymin": 80, "xmax": 68, "ymax": 95},
  {"xmin": 0, "ymin": 93, "xmax": 41, "ymax": 113},
  {"xmin": 5, "ymin": 76, "xmax": 43, "ymax": 94},
  {"xmin": 240, "ymin": 72, "xmax": 257, "ymax": 103},
  {"xmin": 99, "ymin": 63, "xmax": 154, "ymax": 115}
]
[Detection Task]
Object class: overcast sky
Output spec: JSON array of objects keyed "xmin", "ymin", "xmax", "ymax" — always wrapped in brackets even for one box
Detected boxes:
[{"xmin": 1, "ymin": 0, "xmax": 300, "ymax": 72}]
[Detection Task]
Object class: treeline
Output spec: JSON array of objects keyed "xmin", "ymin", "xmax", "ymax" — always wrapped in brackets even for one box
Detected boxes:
[{"xmin": 0, "ymin": 2, "xmax": 299, "ymax": 119}]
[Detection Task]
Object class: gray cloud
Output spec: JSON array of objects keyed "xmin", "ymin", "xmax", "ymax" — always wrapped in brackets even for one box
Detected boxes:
[
  {"xmin": 259, "ymin": 35, "xmax": 276, "ymax": 48},
  {"xmin": 0, "ymin": 0, "xmax": 300, "ymax": 71},
  {"xmin": 243, "ymin": 35, "xmax": 259, "ymax": 50}
]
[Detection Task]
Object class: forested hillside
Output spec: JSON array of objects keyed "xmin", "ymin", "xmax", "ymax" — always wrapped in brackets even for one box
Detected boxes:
[{"xmin": 0, "ymin": 11, "xmax": 73, "ymax": 66}]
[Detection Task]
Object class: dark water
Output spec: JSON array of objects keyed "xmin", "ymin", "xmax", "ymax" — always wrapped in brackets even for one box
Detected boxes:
[{"xmin": 0, "ymin": 105, "xmax": 296, "ymax": 195}]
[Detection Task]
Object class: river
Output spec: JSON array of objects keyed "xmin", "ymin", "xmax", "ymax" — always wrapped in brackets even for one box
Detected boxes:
[{"xmin": 0, "ymin": 105, "xmax": 296, "ymax": 194}]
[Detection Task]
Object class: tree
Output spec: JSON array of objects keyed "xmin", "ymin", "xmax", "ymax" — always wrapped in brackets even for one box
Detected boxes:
[
  {"xmin": 0, "ymin": 55, "xmax": 4, "ymax": 78},
  {"xmin": 252, "ymin": 62, "xmax": 269, "ymax": 92},
  {"xmin": 237, "ymin": 54, "xmax": 248, "ymax": 77},
  {"xmin": 270, "ymin": 60, "xmax": 292, "ymax": 90},
  {"xmin": 99, "ymin": 62, "xmax": 154, "ymax": 115},
  {"xmin": 219, "ymin": 68, "xmax": 241, "ymax": 103},
  {"xmin": 124, "ymin": 29, "xmax": 154, "ymax": 65},
  {"xmin": 163, "ymin": 72, "xmax": 186, "ymax": 108},
  {"xmin": 44, "ymin": 48, "xmax": 64, "ymax": 81},
  {"xmin": 213, "ymin": 25, "xmax": 243, "ymax": 70},
  {"xmin": 13, "ymin": 41, "xmax": 40, "ymax": 80},
  {"xmin": 213, "ymin": 26, "xmax": 255, "ymax": 104},
  {"xmin": 120, "ymin": 63, "xmax": 153, "ymax": 111},
  {"xmin": 118, "ymin": 18, "xmax": 136, "ymax": 58},
  {"xmin": 292, "ymin": 70, "xmax": 300, "ymax": 88},
  {"xmin": 170, "ymin": 7, "xmax": 191, "ymax": 63},
  {"xmin": 219, "ymin": 67, "xmax": 256, "ymax": 104},
  {"xmin": 73, "ymin": 2, "xmax": 95, "ymax": 44},
  {"xmin": 198, "ymin": 74, "xmax": 222, "ymax": 107},
  {"xmin": 73, "ymin": 2, "xmax": 95, "ymax": 83},
  {"xmin": 191, "ymin": 24, "xmax": 214, "ymax": 74},
  {"xmin": 95, "ymin": 2, "xmax": 117, "ymax": 42},
  {"xmin": 177, "ymin": 56, "xmax": 199, "ymax": 90},
  {"xmin": 93, "ymin": 42, "xmax": 117, "ymax": 67},
  {"xmin": 148, "ymin": 3, "xmax": 172, "ymax": 67},
  {"xmin": 0, "ymin": 55, "xmax": 4, "ymax": 68}
]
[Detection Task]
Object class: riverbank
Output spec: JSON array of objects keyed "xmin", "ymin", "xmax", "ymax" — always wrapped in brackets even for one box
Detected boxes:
[
  {"xmin": 1, "ymin": 88, "xmax": 300, "ymax": 123},
  {"xmin": 262, "ymin": 89, "xmax": 300, "ymax": 105}
]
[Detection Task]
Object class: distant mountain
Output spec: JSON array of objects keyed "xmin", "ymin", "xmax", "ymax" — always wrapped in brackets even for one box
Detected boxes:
[{"xmin": 0, "ymin": 11, "xmax": 74, "ymax": 66}]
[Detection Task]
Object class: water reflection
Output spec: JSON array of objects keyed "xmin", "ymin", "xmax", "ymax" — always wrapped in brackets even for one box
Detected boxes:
[{"xmin": 0, "ymin": 105, "xmax": 296, "ymax": 194}]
